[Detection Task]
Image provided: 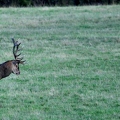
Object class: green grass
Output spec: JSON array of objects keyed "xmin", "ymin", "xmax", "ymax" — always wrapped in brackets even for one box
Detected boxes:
[{"xmin": 0, "ymin": 5, "xmax": 120, "ymax": 120}]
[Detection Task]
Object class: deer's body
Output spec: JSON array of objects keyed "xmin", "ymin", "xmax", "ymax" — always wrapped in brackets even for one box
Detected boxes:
[{"xmin": 0, "ymin": 39, "xmax": 25, "ymax": 80}]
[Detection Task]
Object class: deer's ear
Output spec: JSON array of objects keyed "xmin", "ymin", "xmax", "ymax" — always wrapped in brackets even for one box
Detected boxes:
[
  {"xmin": 12, "ymin": 60, "xmax": 19, "ymax": 65},
  {"xmin": 12, "ymin": 61, "xmax": 17, "ymax": 65}
]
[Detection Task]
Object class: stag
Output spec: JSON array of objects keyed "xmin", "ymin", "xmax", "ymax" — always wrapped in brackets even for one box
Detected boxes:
[{"xmin": 0, "ymin": 39, "xmax": 25, "ymax": 80}]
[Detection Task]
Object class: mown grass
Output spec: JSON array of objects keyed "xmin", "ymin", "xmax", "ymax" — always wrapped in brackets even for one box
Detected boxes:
[{"xmin": 0, "ymin": 5, "xmax": 120, "ymax": 120}]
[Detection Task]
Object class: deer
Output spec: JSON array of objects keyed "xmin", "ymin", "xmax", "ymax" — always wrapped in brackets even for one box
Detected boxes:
[{"xmin": 0, "ymin": 38, "xmax": 25, "ymax": 80}]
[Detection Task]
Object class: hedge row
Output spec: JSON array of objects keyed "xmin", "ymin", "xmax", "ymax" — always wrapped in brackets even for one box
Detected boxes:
[{"xmin": 0, "ymin": 0, "xmax": 120, "ymax": 7}]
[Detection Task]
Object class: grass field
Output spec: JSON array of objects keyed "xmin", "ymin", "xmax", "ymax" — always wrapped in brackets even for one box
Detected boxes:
[{"xmin": 0, "ymin": 5, "xmax": 120, "ymax": 120}]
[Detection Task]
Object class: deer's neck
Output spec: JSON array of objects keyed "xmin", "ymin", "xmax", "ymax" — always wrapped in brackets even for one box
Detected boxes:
[{"xmin": 0, "ymin": 61, "xmax": 12, "ymax": 80}]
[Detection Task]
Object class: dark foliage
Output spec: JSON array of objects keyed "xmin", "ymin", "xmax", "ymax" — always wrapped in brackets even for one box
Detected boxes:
[{"xmin": 0, "ymin": 0, "xmax": 119, "ymax": 7}]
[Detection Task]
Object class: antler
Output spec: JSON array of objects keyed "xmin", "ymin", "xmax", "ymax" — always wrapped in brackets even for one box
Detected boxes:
[{"xmin": 12, "ymin": 38, "xmax": 25, "ymax": 64}]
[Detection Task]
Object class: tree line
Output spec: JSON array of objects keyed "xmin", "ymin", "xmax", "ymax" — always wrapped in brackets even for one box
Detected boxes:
[{"xmin": 0, "ymin": 0, "xmax": 120, "ymax": 7}]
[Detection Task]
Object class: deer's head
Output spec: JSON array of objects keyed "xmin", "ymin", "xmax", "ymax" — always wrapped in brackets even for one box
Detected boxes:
[{"xmin": 0, "ymin": 39, "xmax": 25, "ymax": 80}]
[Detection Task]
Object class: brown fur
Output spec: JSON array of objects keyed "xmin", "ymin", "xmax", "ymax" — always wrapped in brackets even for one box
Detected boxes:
[{"xmin": 0, "ymin": 60, "xmax": 20, "ymax": 80}]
